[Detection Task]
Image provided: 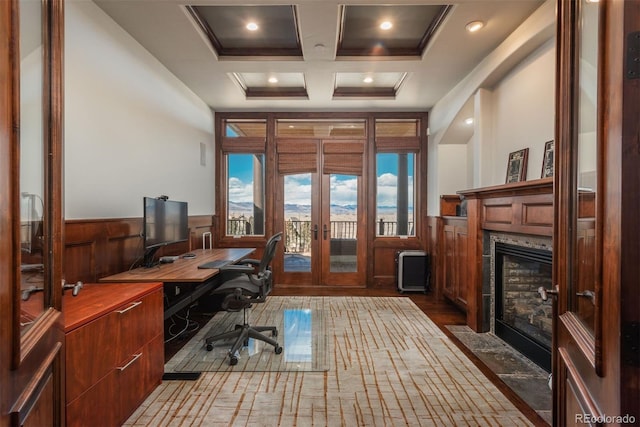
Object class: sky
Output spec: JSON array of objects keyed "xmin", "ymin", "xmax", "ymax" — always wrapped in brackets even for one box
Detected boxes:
[{"xmin": 227, "ymin": 153, "xmax": 414, "ymax": 208}]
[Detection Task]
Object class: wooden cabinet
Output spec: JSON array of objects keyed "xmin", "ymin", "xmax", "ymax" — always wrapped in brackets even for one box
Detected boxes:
[
  {"xmin": 441, "ymin": 217, "xmax": 468, "ymax": 310},
  {"xmin": 63, "ymin": 282, "xmax": 164, "ymax": 427}
]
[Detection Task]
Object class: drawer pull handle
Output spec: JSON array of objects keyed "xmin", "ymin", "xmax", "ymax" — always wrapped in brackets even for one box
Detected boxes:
[
  {"xmin": 117, "ymin": 353, "xmax": 142, "ymax": 371},
  {"xmin": 116, "ymin": 301, "xmax": 142, "ymax": 314}
]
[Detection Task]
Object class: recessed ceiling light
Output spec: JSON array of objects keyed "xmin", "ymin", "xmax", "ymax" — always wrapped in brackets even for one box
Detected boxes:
[
  {"xmin": 380, "ymin": 21, "xmax": 393, "ymax": 30},
  {"xmin": 363, "ymin": 76, "xmax": 374, "ymax": 84},
  {"xmin": 246, "ymin": 22, "xmax": 259, "ymax": 31},
  {"xmin": 465, "ymin": 20, "xmax": 484, "ymax": 33},
  {"xmin": 268, "ymin": 76, "xmax": 278, "ymax": 84},
  {"xmin": 465, "ymin": 117, "xmax": 474, "ymax": 125}
]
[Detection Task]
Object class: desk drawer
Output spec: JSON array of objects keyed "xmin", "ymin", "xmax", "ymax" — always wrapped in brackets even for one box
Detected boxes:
[
  {"xmin": 65, "ymin": 288, "xmax": 163, "ymax": 404},
  {"xmin": 117, "ymin": 289, "xmax": 163, "ymax": 362}
]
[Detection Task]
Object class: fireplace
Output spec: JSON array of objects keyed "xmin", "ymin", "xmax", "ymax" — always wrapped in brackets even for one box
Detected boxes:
[{"xmin": 492, "ymin": 239, "xmax": 553, "ymax": 372}]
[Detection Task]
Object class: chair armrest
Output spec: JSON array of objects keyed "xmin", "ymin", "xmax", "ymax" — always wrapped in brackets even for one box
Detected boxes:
[{"xmin": 238, "ymin": 258, "xmax": 260, "ymax": 266}]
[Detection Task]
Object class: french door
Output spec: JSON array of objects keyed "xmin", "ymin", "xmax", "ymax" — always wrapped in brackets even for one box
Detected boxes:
[{"xmin": 276, "ymin": 139, "xmax": 366, "ymax": 287}]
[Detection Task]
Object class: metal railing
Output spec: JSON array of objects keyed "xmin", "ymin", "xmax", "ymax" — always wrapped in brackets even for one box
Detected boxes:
[{"xmin": 228, "ymin": 217, "xmax": 414, "ymax": 249}]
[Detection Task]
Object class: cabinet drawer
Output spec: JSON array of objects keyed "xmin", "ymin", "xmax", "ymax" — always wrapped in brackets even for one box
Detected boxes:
[
  {"xmin": 66, "ymin": 334, "xmax": 164, "ymax": 427},
  {"xmin": 116, "ymin": 289, "xmax": 163, "ymax": 363},
  {"xmin": 66, "ymin": 367, "xmax": 119, "ymax": 427},
  {"xmin": 117, "ymin": 334, "xmax": 164, "ymax": 425},
  {"xmin": 66, "ymin": 311, "xmax": 119, "ymax": 403},
  {"xmin": 66, "ymin": 288, "xmax": 163, "ymax": 405}
]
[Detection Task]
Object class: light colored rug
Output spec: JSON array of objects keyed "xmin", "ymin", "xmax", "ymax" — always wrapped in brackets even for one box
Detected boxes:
[
  {"xmin": 125, "ymin": 297, "xmax": 533, "ymax": 426},
  {"xmin": 167, "ymin": 296, "xmax": 328, "ymax": 372}
]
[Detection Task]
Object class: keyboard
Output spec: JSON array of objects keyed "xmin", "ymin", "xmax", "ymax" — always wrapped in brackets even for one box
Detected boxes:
[{"xmin": 197, "ymin": 260, "xmax": 232, "ymax": 269}]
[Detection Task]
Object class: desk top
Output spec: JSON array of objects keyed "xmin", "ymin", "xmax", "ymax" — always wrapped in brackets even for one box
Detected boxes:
[{"xmin": 99, "ymin": 248, "xmax": 255, "ymax": 283}]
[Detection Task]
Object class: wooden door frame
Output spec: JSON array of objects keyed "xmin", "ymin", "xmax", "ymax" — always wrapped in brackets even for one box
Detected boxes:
[
  {"xmin": 553, "ymin": 0, "xmax": 639, "ymax": 423},
  {"xmin": 1, "ymin": 0, "xmax": 65, "ymax": 425}
]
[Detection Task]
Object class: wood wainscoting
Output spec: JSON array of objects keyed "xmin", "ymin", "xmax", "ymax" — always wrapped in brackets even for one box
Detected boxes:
[
  {"xmin": 64, "ymin": 215, "xmax": 215, "ymax": 283},
  {"xmin": 431, "ymin": 178, "xmax": 559, "ymax": 331}
]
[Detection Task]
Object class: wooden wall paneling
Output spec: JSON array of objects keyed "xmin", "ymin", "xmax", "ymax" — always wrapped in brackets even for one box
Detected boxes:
[
  {"xmin": 465, "ymin": 198, "xmax": 483, "ymax": 332},
  {"xmin": 371, "ymin": 239, "xmax": 424, "ymax": 289},
  {"xmin": 426, "ymin": 216, "xmax": 440, "ymax": 299},
  {"xmin": 442, "ymin": 223, "xmax": 456, "ymax": 301},
  {"xmin": 372, "ymin": 247, "xmax": 396, "ymax": 288},
  {"xmin": 64, "ymin": 216, "xmax": 214, "ymax": 283},
  {"xmin": 439, "ymin": 195, "xmax": 460, "ymax": 216},
  {"xmin": 521, "ymin": 199, "xmax": 554, "ymax": 228},
  {"xmin": 455, "ymin": 225, "xmax": 468, "ymax": 307},
  {"xmin": 64, "ymin": 241, "xmax": 97, "ymax": 284}
]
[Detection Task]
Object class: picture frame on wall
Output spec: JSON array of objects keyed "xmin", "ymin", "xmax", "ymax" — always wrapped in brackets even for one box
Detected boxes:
[
  {"xmin": 541, "ymin": 140, "xmax": 554, "ymax": 178},
  {"xmin": 505, "ymin": 148, "xmax": 529, "ymax": 183}
]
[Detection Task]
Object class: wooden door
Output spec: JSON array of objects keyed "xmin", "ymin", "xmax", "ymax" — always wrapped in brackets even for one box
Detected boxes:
[
  {"xmin": 0, "ymin": 0, "xmax": 65, "ymax": 425},
  {"xmin": 553, "ymin": 0, "xmax": 639, "ymax": 424}
]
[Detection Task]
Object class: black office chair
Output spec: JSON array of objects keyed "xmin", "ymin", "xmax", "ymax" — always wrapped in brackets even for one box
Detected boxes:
[{"xmin": 204, "ymin": 233, "xmax": 283, "ymax": 365}]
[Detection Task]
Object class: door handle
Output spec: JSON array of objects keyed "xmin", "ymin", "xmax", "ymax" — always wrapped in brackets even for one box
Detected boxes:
[
  {"xmin": 323, "ymin": 224, "xmax": 328, "ymax": 240},
  {"xmin": 576, "ymin": 290, "xmax": 596, "ymax": 305},
  {"xmin": 312, "ymin": 224, "xmax": 318, "ymax": 240},
  {"xmin": 537, "ymin": 285, "xmax": 559, "ymax": 301}
]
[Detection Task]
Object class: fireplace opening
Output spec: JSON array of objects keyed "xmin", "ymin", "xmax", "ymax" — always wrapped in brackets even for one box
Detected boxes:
[{"xmin": 495, "ymin": 242, "xmax": 552, "ymax": 372}]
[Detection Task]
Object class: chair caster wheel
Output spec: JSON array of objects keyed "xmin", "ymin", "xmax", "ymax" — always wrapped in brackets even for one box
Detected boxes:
[
  {"xmin": 206, "ymin": 343, "xmax": 213, "ymax": 351},
  {"xmin": 274, "ymin": 345, "xmax": 283, "ymax": 355},
  {"xmin": 229, "ymin": 355, "xmax": 239, "ymax": 365}
]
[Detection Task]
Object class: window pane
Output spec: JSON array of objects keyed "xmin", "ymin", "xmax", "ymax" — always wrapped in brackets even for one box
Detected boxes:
[
  {"xmin": 329, "ymin": 174, "xmax": 358, "ymax": 272},
  {"xmin": 375, "ymin": 119, "xmax": 419, "ymax": 137},
  {"xmin": 276, "ymin": 120, "xmax": 365, "ymax": 138},
  {"xmin": 284, "ymin": 174, "xmax": 312, "ymax": 272},
  {"xmin": 224, "ymin": 120, "xmax": 266, "ymax": 137},
  {"xmin": 227, "ymin": 154, "xmax": 265, "ymax": 236},
  {"xmin": 376, "ymin": 153, "xmax": 415, "ymax": 236}
]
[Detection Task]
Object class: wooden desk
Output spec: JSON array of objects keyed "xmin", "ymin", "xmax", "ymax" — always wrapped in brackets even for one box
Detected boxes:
[
  {"xmin": 100, "ymin": 248, "xmax": 254, "ymax": 283},
  {"xmin": 100, "ymin": 248, "xmax": 255, "ymax": 319}
]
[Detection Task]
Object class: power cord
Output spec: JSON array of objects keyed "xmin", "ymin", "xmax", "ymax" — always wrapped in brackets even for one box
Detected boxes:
[{"xmin": 164, "ymin": 306, "xmax": 200, "ymax": 344}]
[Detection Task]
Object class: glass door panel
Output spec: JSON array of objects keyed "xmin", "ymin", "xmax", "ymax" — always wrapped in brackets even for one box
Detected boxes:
[
  {"xmin": 284, "ymin": 174, "xmax": 313, "ymax": 273},
  {"xmin": 321, "ymin": 174, "xmax": 364, "ymax": 286},
  {"xmin": 328, "ymin": 174, "xmax": 358, "ymax": 273}
]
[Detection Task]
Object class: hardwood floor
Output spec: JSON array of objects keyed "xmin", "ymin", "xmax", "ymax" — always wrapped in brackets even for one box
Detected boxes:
[{"xmin": 164, "ymin": 287, "xmax": 548, "ymax": 426}]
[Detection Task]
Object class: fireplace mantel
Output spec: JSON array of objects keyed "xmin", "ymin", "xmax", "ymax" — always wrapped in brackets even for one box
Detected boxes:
[
  {"xmin": 453, "ymin": 178, "xmax": 554, "ymax": 332},
  {"xmin": 459, "ymin": 177, "xmax": 553, "ymax": 237}
]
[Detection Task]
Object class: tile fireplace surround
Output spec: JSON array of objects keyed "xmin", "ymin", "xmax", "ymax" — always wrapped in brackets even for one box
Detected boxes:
[{"xmin": 488, "ymin": 232, "xmax": 553, "ymax": 337}]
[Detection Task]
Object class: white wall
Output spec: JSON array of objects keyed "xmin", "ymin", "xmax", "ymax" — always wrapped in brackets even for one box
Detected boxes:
[
  {"xmin": 64, "ymin": 0, "xmax": 215, "ymax": 219},
  {"xmin": 489, "ymin": 38, "xmax": 555, "ymax": 184},
  {"xmin": 438, "ymin": 144, "xmax": 469, "ymax": 197}
]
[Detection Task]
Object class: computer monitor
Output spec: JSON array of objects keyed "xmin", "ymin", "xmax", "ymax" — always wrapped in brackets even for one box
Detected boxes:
[{"xmin": 142, "ymin": 197, "xmax": 189, "ymax": 267}]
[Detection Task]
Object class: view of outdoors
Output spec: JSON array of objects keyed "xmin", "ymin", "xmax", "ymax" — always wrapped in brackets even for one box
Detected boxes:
[{"xmin": 227, "ymin": 152, "xmax": 415, "ymax": 271}]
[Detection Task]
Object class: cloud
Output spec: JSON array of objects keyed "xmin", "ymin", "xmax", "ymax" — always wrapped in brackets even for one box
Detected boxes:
[
  {"xmin": 228, "ymin": 176, "xmax": 253, "ymax": 203},
  {"xmin": 228, "ymin": 172, "xmax": 413, "ymax": 210}
]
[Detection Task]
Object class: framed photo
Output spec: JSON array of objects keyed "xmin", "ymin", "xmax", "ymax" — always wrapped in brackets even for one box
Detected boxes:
[
  {"xmin": 505, "ymin": 148, "xmax": 529, "ymax": 184},
  {"xmin": 540, "ymin": 140, "xmax": 554, "ymax": 178}
]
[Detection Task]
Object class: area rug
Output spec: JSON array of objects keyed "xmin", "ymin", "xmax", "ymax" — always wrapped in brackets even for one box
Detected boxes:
[
  {"xmin": 167, "ymin": 296, "xmax": 328, "ymax": 373},
  {"xmin": 126, "ymin": 297, "xmax": 534, "ymax": 426}
]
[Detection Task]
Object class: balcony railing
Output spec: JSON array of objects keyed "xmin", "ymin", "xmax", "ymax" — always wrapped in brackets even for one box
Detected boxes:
[{"xmin": 228, "ymin": 217, "xmax": 413, "ymax": 252}]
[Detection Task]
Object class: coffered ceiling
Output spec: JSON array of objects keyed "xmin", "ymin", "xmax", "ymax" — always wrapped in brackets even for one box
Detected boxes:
[{"xmin": 94, "ymin": 0, "xmax": 545, "ymax": 117}]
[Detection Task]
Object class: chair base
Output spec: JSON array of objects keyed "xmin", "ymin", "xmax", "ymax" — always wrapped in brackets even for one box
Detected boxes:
[{"xmin": 205, "ymin": 323, "xmax": 282, "ymax": 365}]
